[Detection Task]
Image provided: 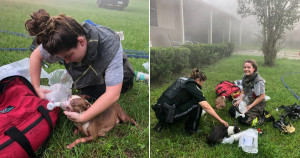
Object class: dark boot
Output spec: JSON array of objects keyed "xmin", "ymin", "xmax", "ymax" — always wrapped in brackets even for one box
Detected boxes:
[
  {"xmin": 262, "ymin": 110, "xmax": 275, "ymax": 122},
  {"xmin": 153, "ymin": 121, "xmax": 166, "ymax": 132}
]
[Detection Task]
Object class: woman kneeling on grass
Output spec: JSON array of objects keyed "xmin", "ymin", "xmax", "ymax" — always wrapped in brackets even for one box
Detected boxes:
[
  {"xmin": 229, "ymin": 59, "xmax": 267, "ymax": 126},
  {"xmin": 152, "ymin": 69, "xmax": 228, "ymax": 135},
  {"xmin": 25, "ymin": 9, "xmax": 134, "ymax": 123}
]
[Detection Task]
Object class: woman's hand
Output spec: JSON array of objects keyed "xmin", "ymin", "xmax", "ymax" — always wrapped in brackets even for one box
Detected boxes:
[
  {"xmin": 234, "ymin": 99, "xmax": 242, "ymax": 107},
  {"xmin": 64, "ymin": 111, "xmax": 82, "ymax": 123},
  {"xmin": 35, "ymin": 87, "xmax": 51, "ymax": 99},
  {"xmin": 220, "ymin": 119, "xmax": 229, "ymax": 127},
  {"xmin": 246, "ymin": 105, "xmax": 252, "ymax": 112},
  {"xmin": 199, "ymin": 101, "xmax": 229, "ymax": 127},
  {"xmin": 234, "ymin": 93, "xmax": 244, "ymax": 107}
]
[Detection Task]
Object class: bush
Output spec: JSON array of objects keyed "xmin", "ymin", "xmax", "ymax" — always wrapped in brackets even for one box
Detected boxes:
[
  {"xmin": 183, "ymin": 43, "xmax": 234, "ymax": 68},
  {"xmin": 150, "ymin": 47, "xmax": 190, "ymax": 81},
  {"xmin": 150, "ymin": 47, "xmax": 173, "ymax": 81},
  {"xmin": 183, "ymin": 44, "xmax": 213, "ymax": 68},
  {"xmin": 224, "ymin": 42, "xmax": 235, "ymax": 57},
  {"xmin": 213, "ymin": 43, "xmax": 228, "ymax": 59},
  {"xmin": 182, "ymin": 44, "xmax": 204, "ymax": 68},
  {"xmin": 150, "ymin": 42, "xmax": 234, "ymax": 81},
  {"xmin": 171, "ymin": 47, "xmax": 191, "ymax": 74}
]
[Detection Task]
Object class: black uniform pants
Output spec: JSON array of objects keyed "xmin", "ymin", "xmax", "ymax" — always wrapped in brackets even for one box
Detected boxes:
[{"xmin": 174, "ymin": 101, "xmax": 202, "ymax": 132}]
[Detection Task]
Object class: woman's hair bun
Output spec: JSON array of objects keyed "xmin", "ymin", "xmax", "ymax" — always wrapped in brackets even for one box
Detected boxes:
[{"xmin": 25, "ymin": 9, "xmax": 50, "ymax": 43}]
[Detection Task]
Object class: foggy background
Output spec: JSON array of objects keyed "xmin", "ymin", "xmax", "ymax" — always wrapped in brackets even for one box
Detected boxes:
[{"xmin": 184, "ymin": 0, "xmax": 300, "ymax": 50}]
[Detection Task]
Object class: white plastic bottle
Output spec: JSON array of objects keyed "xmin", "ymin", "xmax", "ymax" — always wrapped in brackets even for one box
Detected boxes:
[{"xmin": 135, "ymin": 71, "xmax": 149, "ymax": 83}]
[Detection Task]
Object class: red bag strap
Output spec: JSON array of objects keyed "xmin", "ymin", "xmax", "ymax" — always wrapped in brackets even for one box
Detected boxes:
[{"xmin": 5, "ymin": 127, "xmax": 36, "ymax": 158}]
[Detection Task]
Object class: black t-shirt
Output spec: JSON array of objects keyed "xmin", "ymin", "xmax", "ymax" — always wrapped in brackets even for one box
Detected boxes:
[
  {"xmin": 157, "ymin": 78, "xmax": 207, "ymax": 106},
  {"xmin": 185, "ymin": 82, "xmax": 206, "ymax": 104}
]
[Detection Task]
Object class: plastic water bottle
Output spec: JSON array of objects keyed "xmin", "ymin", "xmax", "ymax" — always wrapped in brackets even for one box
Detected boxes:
[{"xmin": 135, "ymin": 71, "xmax": 149, "ymax": 83}]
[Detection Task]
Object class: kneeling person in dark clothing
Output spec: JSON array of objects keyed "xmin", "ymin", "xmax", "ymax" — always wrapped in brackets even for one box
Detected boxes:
[{"xmin": 152, "ymin": 69, "xmax": 228, "ymax": 135}]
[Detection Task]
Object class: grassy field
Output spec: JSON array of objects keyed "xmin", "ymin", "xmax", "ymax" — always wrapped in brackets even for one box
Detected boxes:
[
  {"xmin": 0, "ymin": 0, "xmax": 149, "ymax": 157},
  {"xmin": 150, "ymin": 55, "xmax": 300, "ymax": 157}
]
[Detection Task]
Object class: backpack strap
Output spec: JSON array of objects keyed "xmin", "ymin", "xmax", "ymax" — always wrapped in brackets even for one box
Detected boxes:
[
  {"xmin": 3, "ymin": 106, "xmax": 54, "ymax": 158},
  {"xmin": 216, "ymin": 86, "xmax": 227, "ymax": 96},
  {"xmin": 36, "ymin": 106, "xmax": 54, "ymax": 158},
  {"xmin": 5, "ymin": 127, "xmax": 36, "ymax": 158},
  {"xmin": 216, "ymin": 81, "xmax": 232, "ymax": 97},
  {"xmin": 216, "ymin": 81, "xmax": 241, "ymax": 99},
  {"xmin": 38, "ymin": 106, "xmax": 54, "ymax": 132}
]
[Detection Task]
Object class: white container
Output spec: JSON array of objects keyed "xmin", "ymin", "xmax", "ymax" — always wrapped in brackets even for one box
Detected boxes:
[{"xmin": 135, "ymin": 71, "xmax": 149, "ymax": 83}]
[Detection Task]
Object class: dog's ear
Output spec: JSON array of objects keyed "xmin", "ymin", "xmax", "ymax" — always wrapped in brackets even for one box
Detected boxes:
[
  {"xmin": 233, "ymin": 121, "xmax": 240, "ymax": 133},
  {"xmin": 84, "ymin": 100, "xmax": 91, "ymax": 110},
  {"xmin": 79, "ymin": 95, "xmax": 91, "ymax": 100},
  {"xmin": 215, "ymin": 104, "xmax": 220, "ymax": 110}
]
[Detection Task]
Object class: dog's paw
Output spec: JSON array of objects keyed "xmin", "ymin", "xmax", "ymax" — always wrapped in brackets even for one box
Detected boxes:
[
  {"xmin": 74, "ymin": 129, "xmax": 79, "ymax": 135},
  {"xmin": 66, "ymin": 144, "xmax": 74, "ymax": 149}
]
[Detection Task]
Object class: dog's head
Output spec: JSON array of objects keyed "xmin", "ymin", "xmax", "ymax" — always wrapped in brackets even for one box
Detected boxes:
[
  {"xmin": 227, "ymin": 123, "xmax": 241, "ymax": 136},
  {"xmin": 66, "ymin": 95, "xmax": 91, "ymax": 113},
  {"xmin": 215, "ymin": 96, "xmax": 226, "ymax": 110}
]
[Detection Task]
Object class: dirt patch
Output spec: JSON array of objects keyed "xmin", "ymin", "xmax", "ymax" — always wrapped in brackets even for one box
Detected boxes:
[{"xmin": 124, "ymin": 149, "xmax": 136, "ymax": 158}]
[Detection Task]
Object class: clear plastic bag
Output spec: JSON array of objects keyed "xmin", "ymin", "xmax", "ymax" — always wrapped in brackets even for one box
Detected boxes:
[
  {"xmin": 232, "ymin": 95, "xmax": 248, "ymax": 118},
  {"xmin": 238, "ymin": 101, "xmax": 247, "ymax": 114},
  {"xmin": 222, "ymin": 128, "xmax": 258, "ymax": 154},
  {"xmin": 143, "ymin": 62, "xmax": 149, "ymax": 72},
  {"xmin": 45, "ymin": 83, "xmax": 71, "ymax": 102},
  {"xmin": 238, "ymin": 128, "xmax": 258, "ymax": 154},
  {"xmin": 48, "ymin": 69, "xmax": 73, "ymax": 89},
  {"xmin": 0, "ymin": 58, "xmax": 49, "ymax": 81}
]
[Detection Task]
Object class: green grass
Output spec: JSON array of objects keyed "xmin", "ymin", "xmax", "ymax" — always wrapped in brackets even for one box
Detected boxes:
[
  {"xmin": 0, "ymin": 0, "xmax": 148, "ymax": 52},
  {"xmin": 150, "ymin": 55, "xmax": 300, "ymax": 157},
  {"xmin": 0, "ymin": 0, "xmax": 149, "ymax": 157}
]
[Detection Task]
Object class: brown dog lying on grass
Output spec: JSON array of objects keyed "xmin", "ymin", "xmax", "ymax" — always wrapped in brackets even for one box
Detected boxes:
[
  {"xmin": 66, "ymin": 95, "xmax": 139, "ymax": 149},
  {"xmin": 215, "ymin": 96, "xmax": 226, "ymax": 110}
]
